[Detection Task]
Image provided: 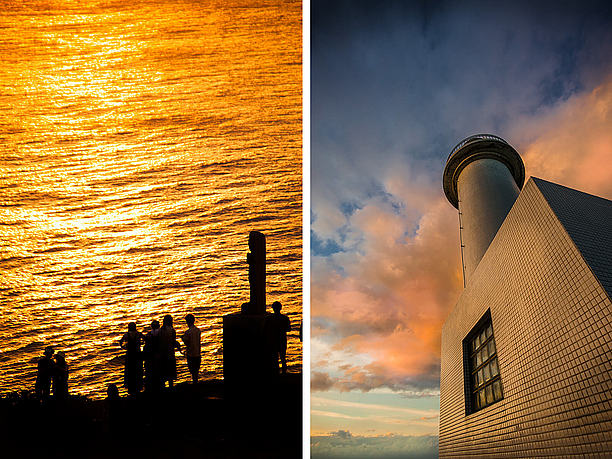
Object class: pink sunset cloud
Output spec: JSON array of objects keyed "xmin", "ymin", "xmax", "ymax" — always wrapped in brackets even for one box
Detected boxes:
[
  {"xmin": 312, "ymin": 196, "xmax": 463, "ymax": 391},
  {"xmin": 312, "ymin": 75, "xmax": 612, "ymax": 394},
  {"xmin": 515, "ymin": 75, "xmax": 612, "ymax": 199}
]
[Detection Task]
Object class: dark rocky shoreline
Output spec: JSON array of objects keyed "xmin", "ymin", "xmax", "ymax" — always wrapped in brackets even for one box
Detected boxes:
[{"xmin": 1, "ymin": 374, "xmax": 302, "ymax": 458}]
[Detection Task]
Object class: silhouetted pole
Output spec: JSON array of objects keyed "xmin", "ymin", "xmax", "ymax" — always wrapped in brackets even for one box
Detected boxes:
[{"xmin": 247, "ymin": 231, "xmax": 266, "ymax": 314}]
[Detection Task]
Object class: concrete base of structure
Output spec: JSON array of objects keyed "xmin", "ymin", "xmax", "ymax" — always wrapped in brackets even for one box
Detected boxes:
[{"xmin": 223, "ymin": 312, "xmax": 277, "ymax": 392}]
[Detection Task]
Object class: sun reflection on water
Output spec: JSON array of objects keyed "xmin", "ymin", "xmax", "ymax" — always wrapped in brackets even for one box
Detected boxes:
[{"xmin": 0, "ymin": 0, "xmax": 302, "ymax": 398}]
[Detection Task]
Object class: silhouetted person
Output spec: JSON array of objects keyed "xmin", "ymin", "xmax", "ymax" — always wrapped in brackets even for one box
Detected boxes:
[
  {"xmin": 181, "ymin": 313, "xmax": 201, "ymax": 384},
  {"xmin": 105, "ymin": 383, "xmax": 124, "ymax": 438},
  {"xmin": 159, "ymin": 315, "xmax": 180, "ymax": 388},
  {"xmin": 35, "ymin": 346, "xmax": 55, "ymax": 400},
  {"xmin": 53, "ymin": 351, "xmax": 69, "ymax": 399},
  {"xmin": 106, "ymin": 383, "xmax": 120, "ymax": 400},
  {"xmin": 270, "ymin": 301, "xmax": 291, "ymax": 374},
  {"xmin": 119, "ymin": 322, "xmax": 144, "ymax": 396},
  {"xmin": 144, "ymin": 319, "xmax": 162, "ymax": 392}
]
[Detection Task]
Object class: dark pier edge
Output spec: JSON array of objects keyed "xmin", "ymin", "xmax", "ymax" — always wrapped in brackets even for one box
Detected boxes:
[{"xmin": 0, "ymin": 376, "xmax": 302, "ymax": 458}]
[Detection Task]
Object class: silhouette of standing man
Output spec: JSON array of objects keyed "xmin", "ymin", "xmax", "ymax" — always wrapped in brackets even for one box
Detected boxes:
[
  {"xmin": 181, "ymin": 314, "xmax": 201, "ymax": 384},
  {"xmin": 119, "ymin": 322, "xmax": 144, "ymax": 396},
  {"xmin": 270, "ymin": 301, "xmax": 291, "ymax": 374},
  {"xmin": 144, "ymin": 319, "xmax": 162, "ymax": 392},
  {"xmin": 159, "ymin": 315, "xmax": 180, "ymax": 388},
  {"xmin": 35, "ymin": 346, "xmax": 55, "ymax": 400},
  {"xmin": 53, "ymin": 350, "xmax": 69, "ymax": 400}
]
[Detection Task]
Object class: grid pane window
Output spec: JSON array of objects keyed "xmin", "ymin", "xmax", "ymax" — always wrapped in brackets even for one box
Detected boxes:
[
  {"xmin": 466, "ymin": 316, "xmax": 503, "ymax": 413},
  {"xmin": 493, "ymin": 380, "xmax": 502, "ymax": 399},
  {"xmin": 490, "ymin": 359, "xmax": 498, "ymax": 376},
  {"xmin": 485, "ymin": 384, "xmax": 493, "ymax": 404}
]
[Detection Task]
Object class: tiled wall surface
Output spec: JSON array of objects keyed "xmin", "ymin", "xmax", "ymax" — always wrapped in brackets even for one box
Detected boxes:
[
  {"xmin": 440, "ymin": 178, "xmax": 612, "ymax": 457},
  {"xmin": 534, "ymin": 178, "xmax": 612, "ymax": 300}
]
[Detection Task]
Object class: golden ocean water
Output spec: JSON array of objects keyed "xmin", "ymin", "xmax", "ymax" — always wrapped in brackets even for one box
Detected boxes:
[{"xmin": 0, "ymin": 0, "xmax": 302, "ymax": 398}]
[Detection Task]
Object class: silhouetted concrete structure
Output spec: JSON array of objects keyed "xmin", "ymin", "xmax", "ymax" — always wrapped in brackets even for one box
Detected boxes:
[
  {"xmin": 440, "ymin": 135, "xmax": 612, "ymax": 456},
  {"xmin": 248, "ymin": 231, "xmax": 266, "ymax": 314},
  {"xmin": 223, "ymin": 231, "xmax": 277, "ymax": 387}
]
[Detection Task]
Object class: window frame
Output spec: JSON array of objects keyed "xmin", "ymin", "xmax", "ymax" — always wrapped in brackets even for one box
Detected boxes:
[{"xmin": 462, "ymin": 310, "xmax": 503, "ymax": 415}]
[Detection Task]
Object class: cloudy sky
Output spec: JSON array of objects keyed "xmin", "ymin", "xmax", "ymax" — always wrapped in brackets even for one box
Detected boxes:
[{"xmin": 310, "ymin": 1, "xmax": 612, "ymax": 457}]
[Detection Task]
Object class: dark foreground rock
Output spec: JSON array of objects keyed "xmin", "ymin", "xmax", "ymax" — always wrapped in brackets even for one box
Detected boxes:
[{"xmin": 0, "ymin": 374, "xmax": 302, "ymax": 458}]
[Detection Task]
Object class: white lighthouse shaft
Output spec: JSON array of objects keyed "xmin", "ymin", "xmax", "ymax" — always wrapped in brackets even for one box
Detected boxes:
[
  {"xmin": 443, "ymin": 134, "xmax": 525, "ymax": 287},
  {"xmin": 457, "ymin": 158, "xmax": 521, "ymax": 284}
]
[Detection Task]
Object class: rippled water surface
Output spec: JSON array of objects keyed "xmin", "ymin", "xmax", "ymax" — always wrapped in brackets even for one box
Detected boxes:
[{"xmin": 0, "ymin": 0, "xmax": 302, "ymax": 397}]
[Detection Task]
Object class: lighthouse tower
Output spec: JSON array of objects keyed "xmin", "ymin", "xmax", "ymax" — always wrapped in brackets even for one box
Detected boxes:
[{"xmin": 443, "ymin": 134, "xmax": 524, "ymax": 286}]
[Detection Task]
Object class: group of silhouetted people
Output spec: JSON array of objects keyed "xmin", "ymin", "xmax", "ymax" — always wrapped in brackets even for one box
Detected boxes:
[
  {"xmin": 120, "ymin": 313, "xmax": 201, "ymax": 395},
  {"xmin": 35, "ymin": 303, "xmax": 293, "ymax": 398},
  {"xmin": 35, "ymin": 346, "xmax": 69, "ymax": 400}
]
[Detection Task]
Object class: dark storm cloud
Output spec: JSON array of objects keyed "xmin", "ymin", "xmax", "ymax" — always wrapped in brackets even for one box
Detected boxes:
[{"xmin": 312, "ymin": 0, "xmax": 612, "ymax": 221}]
